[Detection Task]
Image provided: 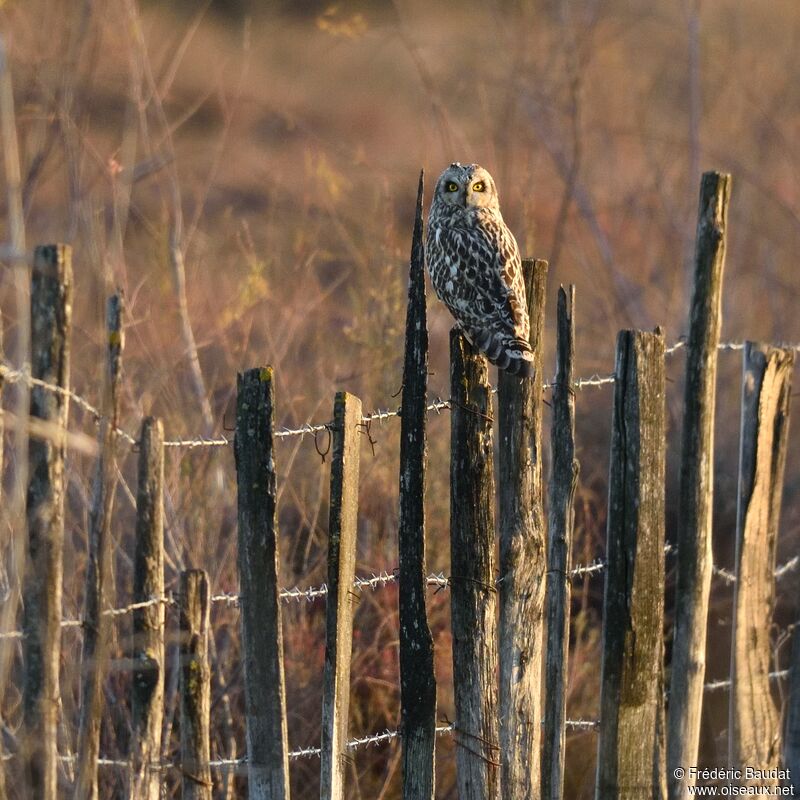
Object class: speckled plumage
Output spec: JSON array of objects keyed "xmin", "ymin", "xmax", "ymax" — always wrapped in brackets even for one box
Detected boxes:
[{"xmin": 426, "ymin": 162, "xmax": 534, "ymax": 377}]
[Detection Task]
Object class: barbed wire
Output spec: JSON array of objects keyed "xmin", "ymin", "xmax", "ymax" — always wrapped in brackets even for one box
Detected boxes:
[
  {"xmin": 4, "ymin": 541, "xmax": 796, "ymax": 642},
  {"xmin": 703, "ymin": 668, "xmax": 789, "ymax": 693},
  {"xmin": 6, "ymin": 339, "xmax": 797, "ymax": 451},
  {"xmin": 40, "ymin": 719, "xmax": 605, "ymax": 773}
]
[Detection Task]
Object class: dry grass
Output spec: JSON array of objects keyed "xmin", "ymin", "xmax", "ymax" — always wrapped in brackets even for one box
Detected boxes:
[{"xmin": 1, "ymin": 0, "xmax": 800, "ymax": 797}]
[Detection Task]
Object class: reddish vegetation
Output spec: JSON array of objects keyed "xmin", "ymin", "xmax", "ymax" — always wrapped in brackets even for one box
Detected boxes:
[{"xmin": 1, "ymin": 1, "xmax": 799, "ymax": 797}]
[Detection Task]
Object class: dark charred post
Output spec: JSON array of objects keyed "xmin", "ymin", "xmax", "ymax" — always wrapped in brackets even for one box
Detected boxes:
[
  {"xmin": 234, "ymin": 367, "xmax": 291, "ymax": 800},
  {"xmin": 450, "ymin": 329, "xmax": 500, "ymax": 800},
  {"xmin": 22, "ymin": 244, "xmax": 72, "ymax": 800},
  {"xmin": 320, "ymin": 392, "xmax": 362, "ymax": 800},
  {"xmin": 596, "ymin": 329, "xmax": 667, "ymax": 800},
  {"xmin": 729, "ymin": 343, "xmax": 794, "ymax": 779},
  {"xmin": 130, "ymin": 417, "xmax": 166, "ymax": 800},
  {"xmin": 75, "ymin": 294, "xmax": 124, "ymax": 800},
  {"xmin": 398, "ymin": 171, "xmax": 436, "ymax": 800},
  {"xmin": 497, "ymin": 258, "xmax": 547, "ymax": 800},
  {"xmin": 543, "ymin": 286, "xmax": 578, "ymax": 800},
  {"xmin": 668, "ymin": 171, "xmax": 731, "ymax": 799},
  {"xmin": 180, "ymin": 569, "xmax": 212, "ymax": 800}
]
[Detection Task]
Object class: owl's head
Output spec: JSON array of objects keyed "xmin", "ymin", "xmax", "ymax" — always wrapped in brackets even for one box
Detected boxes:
[{"xmin": 432, "ymin": 162, "xmax": 500, "ymax": 212}]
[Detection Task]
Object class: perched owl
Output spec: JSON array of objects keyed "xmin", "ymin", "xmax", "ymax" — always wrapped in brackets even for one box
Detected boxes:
[{"xmin": 427, "ymin": 163, "xmax": 534, "ymax": 377}]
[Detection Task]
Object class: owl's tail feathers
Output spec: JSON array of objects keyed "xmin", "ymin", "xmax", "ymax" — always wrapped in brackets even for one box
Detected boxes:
[{"xmin": 473, "ymin": 329, "xmax": 536, "ymax": 378}]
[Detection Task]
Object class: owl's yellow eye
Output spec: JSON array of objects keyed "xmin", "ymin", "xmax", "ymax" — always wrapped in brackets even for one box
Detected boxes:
[
  {"xmin": 472, "ymin": 181, "xmax": 485, "ymax": 192},
  {"xmin": 446, "ymin": 181, "xmax": 459, "ymax": 192}
]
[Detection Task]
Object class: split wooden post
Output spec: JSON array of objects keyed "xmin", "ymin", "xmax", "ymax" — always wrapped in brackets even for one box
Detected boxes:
[
  {"xmin": 320, "ymin": 391, "xmax": 362, "ymax": 800},
  {"xmin": 75, "ymin": 294, "xmax": 124, "ymax": 800},
  {"xmin": 235, "ymin": 367, "xmax": 291, "ymax": 800},
  {"xmin": 543, "ymin": 286, "xmax": 579, "ymax": 800},
  {"xmin": 596, "ymin": 329, "xmax": 666, "ymax": 800},
  {"xmin": 668, "ymin": 171, "xmax": 731, "ymax": 799},
  {"xmin": 450, "ymin": 329, "xmax": 500, "ymax": 800},
  {"xmin": 728, "ymin": 343, "xmax": 794, "ymax": 778},
  {"xmin": 180, "ymin": 569, "xmax": 212, "ymax": 800},
  {"xmin": 398, "ymin": 171, "xmax": 436, "ymax": 800},
  {"xmin": 22, "ymin": 244, "xmax": 72, "ymax": 800},
  {"xmin": 498, "ymin": 258, "xmax": 547, "ymax": 800},
  {"xmin": 130, "ymin": 417, "xmax": 166, "ymax": 800}
]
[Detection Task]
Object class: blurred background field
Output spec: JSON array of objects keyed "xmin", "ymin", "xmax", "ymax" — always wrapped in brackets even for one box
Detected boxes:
[{"xmin": 1, "ymin": 0, "xmax": 800, "ymax": 797}]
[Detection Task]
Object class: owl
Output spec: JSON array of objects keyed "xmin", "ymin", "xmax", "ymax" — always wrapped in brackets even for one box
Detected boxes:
[{"xmin": 426, "ymin": 162, "xmax": 534, "ymax": 378}]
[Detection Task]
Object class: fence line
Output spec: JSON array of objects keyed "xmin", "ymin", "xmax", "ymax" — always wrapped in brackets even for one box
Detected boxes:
[
  {"xmin": 4, "ymin": 338, "xmax": 799, "ymax": 454},
  {"xmin": 2, "ymin": 545, "xmax": 797, "ymax": 643}
]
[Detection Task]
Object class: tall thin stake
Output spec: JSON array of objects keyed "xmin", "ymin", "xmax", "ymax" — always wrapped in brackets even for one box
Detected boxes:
[
  {"xmin": 543, "ymin": 286, "xmax": 578, "ymax": 800},
  {"xmin": 450, "ymin": 329, "xmax": 499, "ymax": 800},
  {"xmin": 22, "ymin": 245, "xmax": 72, "ymax": 800},
  {"xmin": 498, "ymin": 258, "xmax": 547, "ymax": 800},
  {"xmin": 668, "ymin": 171, "xmax": 731, "ymax": 799},
  {"xmin": 596, "ymin": 329, "xmax": 666, "ymax": 800},
  {"xmin": 235, "ymin": 367, "xmax": 291, "ymax": 800},
  {"xmin": 398, "ymin": 171, "xmax": 436, "ymax": 800},
  {"xmin": 320, "ymin": 392, "xmax": 362, "ymax": 800},
  {"xmin": 180, "ymin": 569, "xmax": 212, "ymax": 800},
  {"xmin": 130, "ymin": 417, "xmax": 165, "ymax": 800},
  {"xmin": 728, "ymin": 343, "xmax": 793, "ymax": 778},
  {"xmin": 75, "ymin": 294, "xmax": 124, "ymax": 800}
]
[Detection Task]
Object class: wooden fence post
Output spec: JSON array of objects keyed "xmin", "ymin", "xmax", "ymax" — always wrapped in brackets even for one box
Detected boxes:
[
  {"xmin": 728, "ymin": 343, "xmax": 794, "ymax": 778},
  {"xmin": 180, "ymin": 569, "xmax": 212, "ymax": 800},
  {"xmin": 596, "ymin": 329, "xmax": 666, "ymax": 800},
  {"xmin": 22, "ymin": 244, "xmax": 72, "ymax": 800},
  {"xmin": 75, "ymin": 294, "xmax": 124, "ymax": 800},
  {"xmin": 668, "ymin": 171, "xmax": 731, "ymax": 799},
  {"xmin": 320, "ymin": 391, "xmax": 362, "ymax": 800},
  {"xmin": 450, "ymin": 328, "xmax": 499, "ymax": 800},
  {"xmin": 235, "ymin": 367, "xmax": 291, "ymax": 800},
  {"xmin": 543, "ymin": 286, "xmax": 579, "ymax": 800},
  {"xmin": 130, "ymin": 416, "xmax": 165, "ymax": 800},
  {"xmin": 398, "ymin": 171, "xmax": 436, "ymax": 800},
  {"xmin": 498, "ymin": 258, "xmax": 547, "ymax": 800}
]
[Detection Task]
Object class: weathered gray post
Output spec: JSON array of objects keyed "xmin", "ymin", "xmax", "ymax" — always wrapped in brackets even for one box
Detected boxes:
[
  {"xmin": 235, "ymin": 367, "xmax": 291, "ymax": 800},
  {"xmin": 498, "ymin": 258, "xmax": 547, "ymax": 800},
  {"xmin": 22, "ymin": 244, "xmax": 72, "ymax": 800},
  {"xmin": 729, "ymin": 343, "xmax": 793, "ymax": 779},
  {"xmin": 130, "ymin": 417, "xmax": 166, "ymax": 800},
  {"xmin": 668, "ymin": 171, "xmax": 731, "ymax": 799},
  {"xmin": 76, "ymin": 294, "xmax": 124, "ymax": 800},
  {"xmin": 596, "ymin": 329, "xmax": 666, "ymax": 800},
  {"xmin": 450, "ymin": 329, "xmax": 499, "ymax": 800},
  {"xmin": 543, "ymin": 286, "xmax": 579, "ymax": 800},
  {"xmin": 180, "ymin": 569, "xmax": 212, "ymax": 800},
  {"xmin": 320, "ymin": 391, "xmax": 362, "ymax": 800},
  {"xmin": 398, "ymin": 171, "xmax": 436, "ymax": 800}
]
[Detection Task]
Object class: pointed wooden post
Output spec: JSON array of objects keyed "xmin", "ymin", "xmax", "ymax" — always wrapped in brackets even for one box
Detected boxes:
[
  {"xmin": 76, "ymin": 294, "xmax": 124, "ymax": 800},
  {"xmin": 22, "ymin": 245, "xmax": 72, "ymax": 800},
  {"xmin": 398, "ymin": 171, "xmax": 436, "ymax": 800},
  {"xmin": 543, "ymin": 286, "xmax": 579, "ymax": 800},
  {"xmin": 235, "ymin": 367, "xmax": 291, "ymax": 800},
  {"xmin": 668, "ymin": 171, "xmax": 731, "ymax": 799},
  {"xmin": 498, "ymin": 258, "xmax": 547, "ymax": 800},
  {"xmin": 596, "ymin": 329, "xmax": 666, "ymax": 800},
  {"xmin": 320, "ymin": 392, "xmax": 362, "ymax": 800},
  {"xmin": 729, "ymin": 343, "xmax": 793, "ymax": 779},
  {"xmin": 450, "ymin": 329, "xmax": 499, "ymax": 800}
]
